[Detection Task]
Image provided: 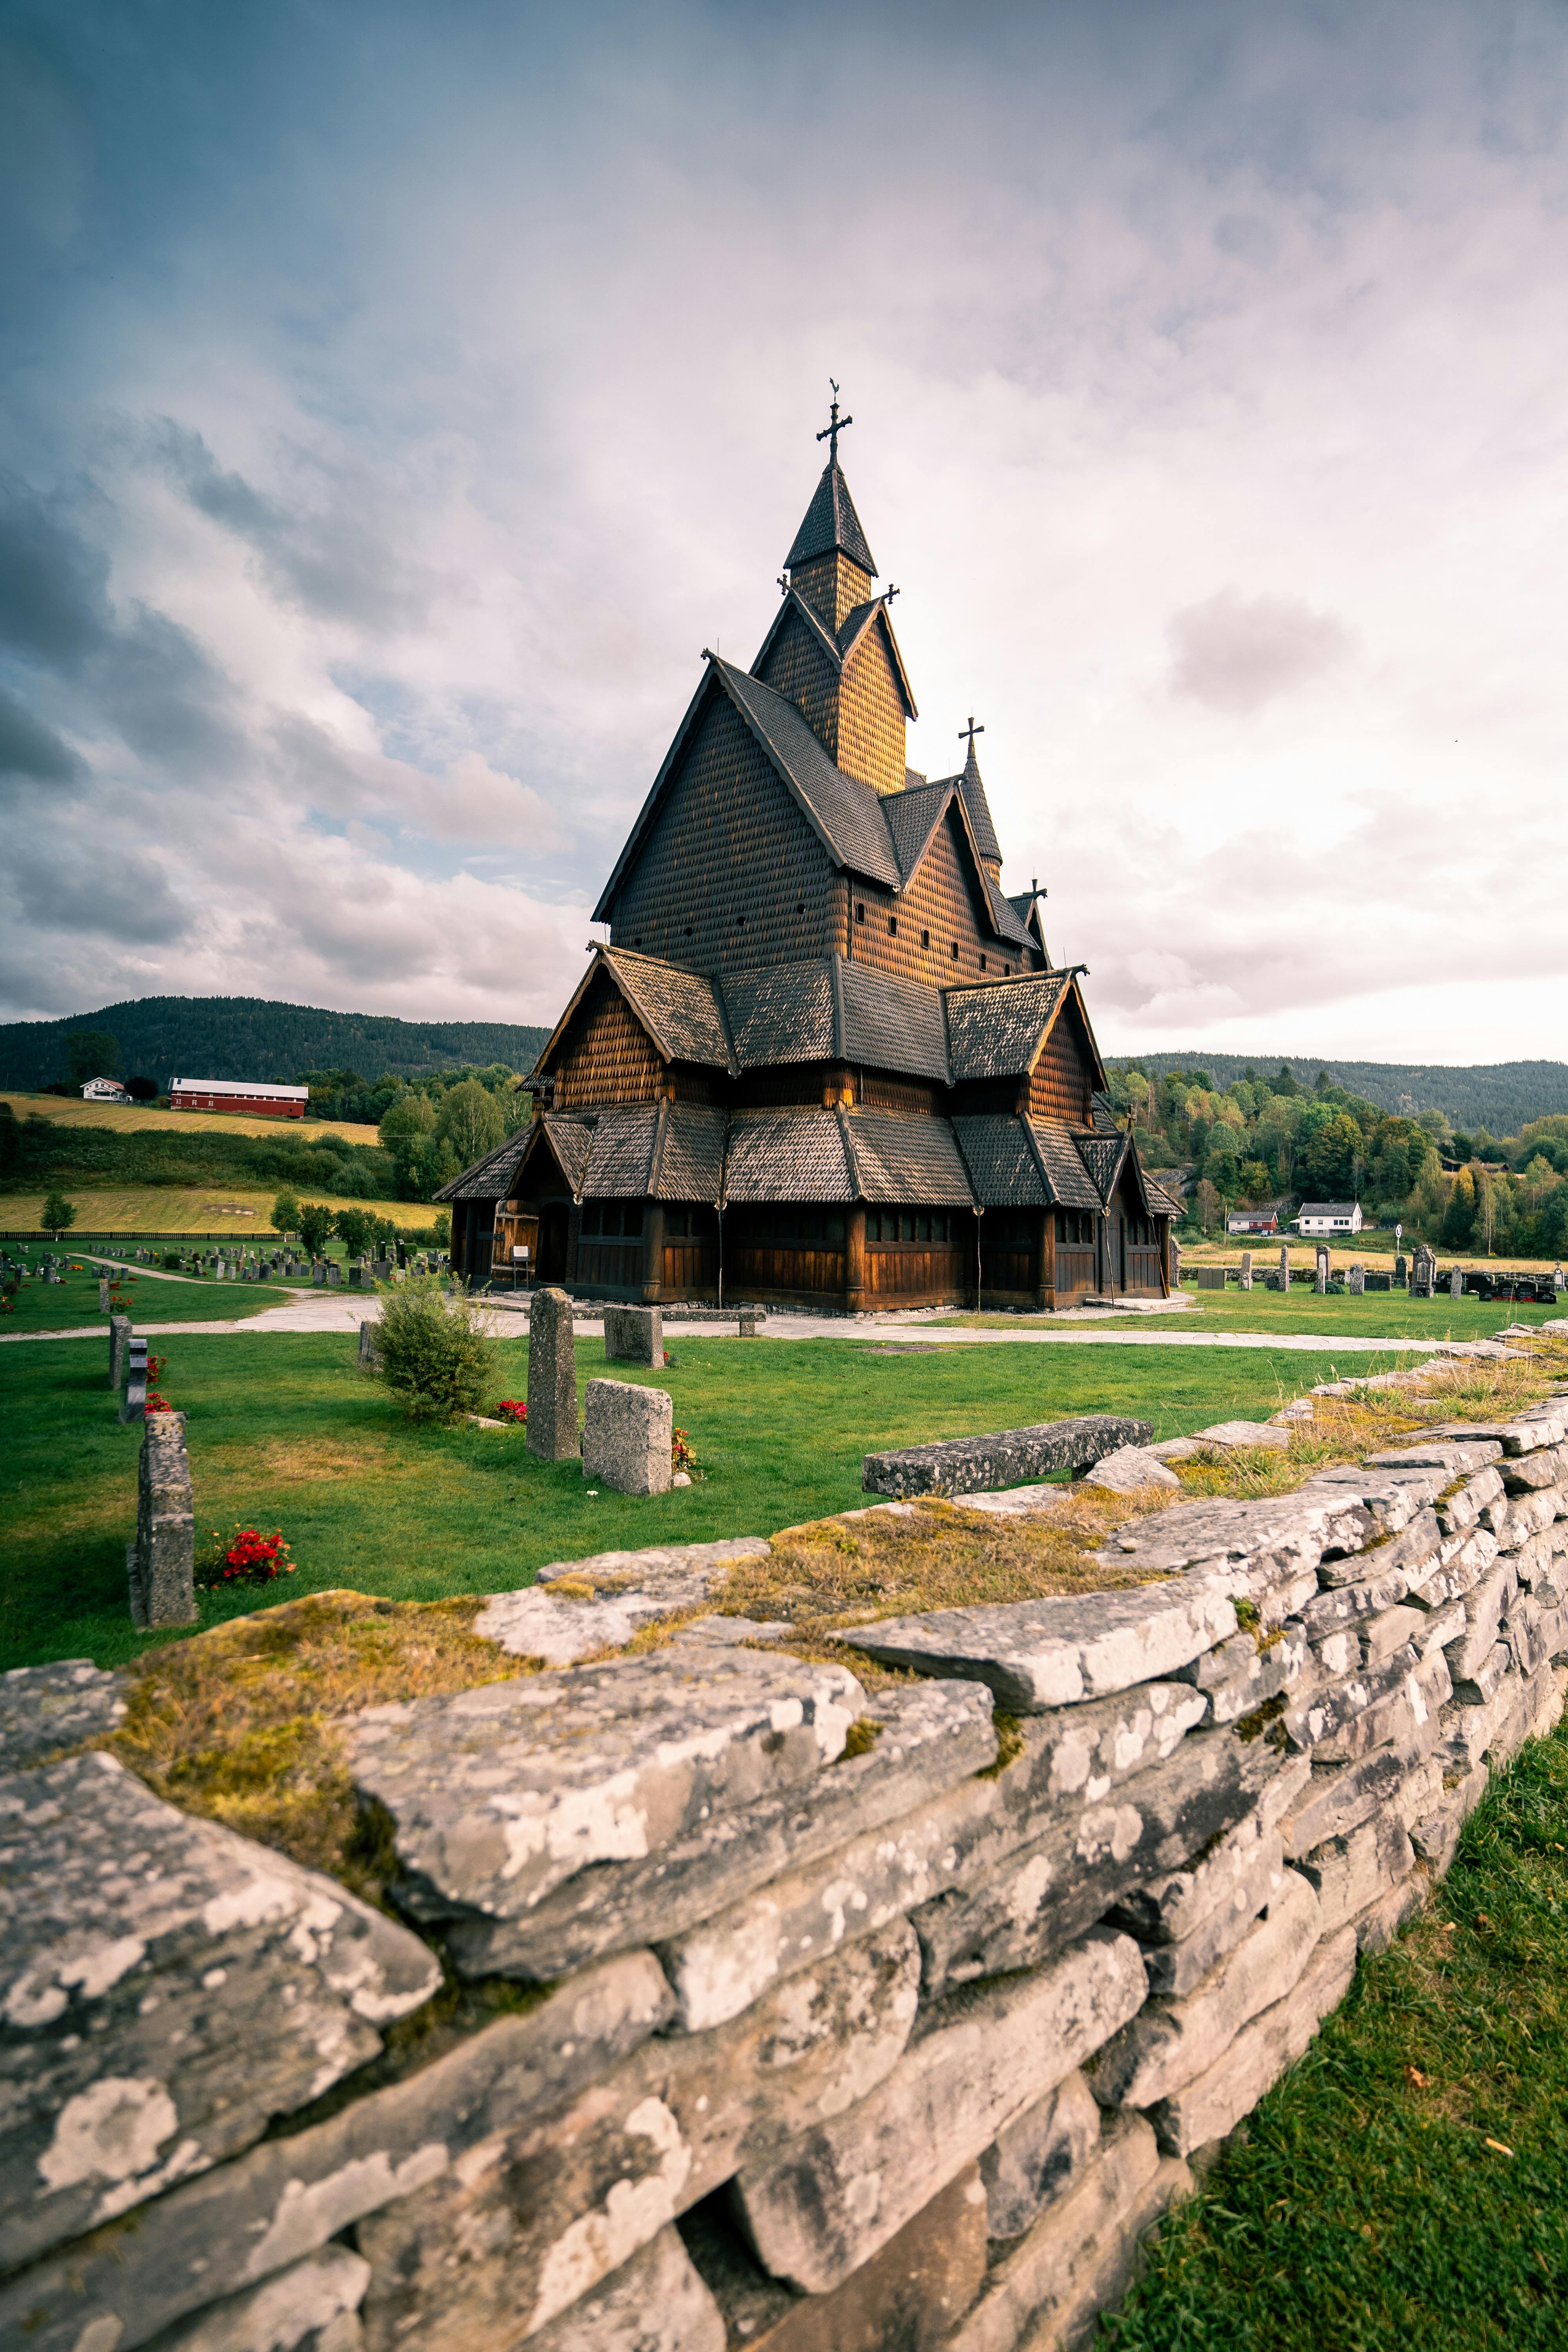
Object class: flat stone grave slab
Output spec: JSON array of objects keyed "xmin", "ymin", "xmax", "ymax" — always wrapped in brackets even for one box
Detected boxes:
[
  {"xmin": 0, "ymin": 1660, "xmax": 127, "ymax": 1775},
  {"xmin": 1192, "ymin": 1421, "xmax": 1291, "ymax": 1451},
  {"xmin": 862, "ymin": 1415, "xmax": 1154, "ymax": 1501},
  {"xmin": 345, "ymin": 1644, "xmax": 866, "ymax": 1946},
  {"xmin": 473, "ymin": 1537, "xmax": 772, "ymax": 1666},
  {"xmin": 833, "ymin": 1582, "xmax": 1237, "ymax": 1710},
  {"xmin": 0, "ymin": 1751, "xmax": 441, "ymax": 2275}
]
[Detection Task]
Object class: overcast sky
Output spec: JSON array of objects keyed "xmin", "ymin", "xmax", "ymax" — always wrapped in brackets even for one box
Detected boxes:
[{"xmin": 3, "ymin": 0, "xmax": 1566, "ymax": 1061}]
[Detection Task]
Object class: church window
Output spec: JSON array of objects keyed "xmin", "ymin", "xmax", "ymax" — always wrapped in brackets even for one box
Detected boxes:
[
  {"xmin": 887, "ymin": 916, "xmax": 897, "ymax": 936},
  {"xmin": 634, "ymin": 938, "xmax": 642, "ymax": 948},
  {"xmin": 921, "ymin": 929, "xmax": 930, "ymax": 949},
  {"xmin": 1056, "ymin": 1209, "xmax": 1095, "ymax": 1245},
  {"xmin": 950, "ymin": 942, "xmax": 958, "ymax": 959},
  {"xmin": 797, "ymin": 902, "xmax": 805, "ymax": 914},
  {"xmin": 736, "ymin": 914, "xmax": 745, "ymax": 926},
  {"xmin": 1004, "ymin": 964, "xmax": 1011, "ymax": 976},
  {"xmin": 855, "ymin": 902, "xmax": 866, "ymax": 924},
  {"xmin": 684, "ymin": 925, "xmax": 693, "ymax": 936},
  {"xmin": 980, "ymin": 955, "xmax": 987, "ymax": 971}
]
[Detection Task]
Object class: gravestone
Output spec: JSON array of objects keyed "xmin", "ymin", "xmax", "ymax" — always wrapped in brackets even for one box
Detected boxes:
[
  {"xmin": 582, "ymin": 1377, "xmax": 673, "ymax": 1496},
  {"xmin": 1169, "ymin": 1238, "xmax": 1182, "ymax": 1290},
  {"xmin": 1556, "ymin": 1263, "xmax": 1564, "ymax": 1294},
  {"xmin": 739, "ymin": 1310, "xmax": 757, "ymax": 1338},
  {"xmin": 98, "ymin": 1277, "xmax": 110, "ymax": 1312},
  {"xmin": 1279, "ymin": 1245, "xmax": 1290, "ymax": 1293},
  {"xmin": 527, "ymin": 1287, "xmax": 579, "ymax": 1461},
  {"xmin": 1412, "ymin": 1242, "xmax": 1437, "ymax": 1298},
  {"xmin": 327, "ymin": 1262, "xmax": 343, "ymax": 1288},
  {"xmin": 108, "ymin": 1314, "xmax": 132, "ymax": 1392},
  {"xmin": 358, "ymin": 1319, "xmax": 381, "ymax": 1370},
  {"xmin": 1395, "ymin": 1252, "xmax": 1407, "ymax": 1286},
  {"xmin": 1365, "ymin": 1271, "xmax": 1390, "ymax": 1291},
  {"xmin": 126, "ymin": 1409, "xmax": 196, "ymax": 1630},
  {"xmin": 1347, "ymin": 1263, "xmax": 1365, "ymax": 1295},
  {"xmin": 1195, "ymin": 1268, "xmax": 1226, "ymax": 1290},
  {"xmin": 604, "ymin": 1304, "xmax": 662, "ymax": 1367},
  {"xmin": 312, "ymin": 1260, "xmax": 326, "ymax": 1286},
  {"xmin": 1314, "ymin": 1245, "xmax": 1329, "ymax": 1295},
  {"xmin": 1239, "ymin": 1250, "xmax": 1253, "ymax": 1291},
  {"xmin": 348, "ymin": 1261, "xmax": 365, "ymax": 1290},
  {"xmin": 1450, "ymin": 1266, "xmax": 1464, "ymax": 1299},
  {"xmin": 119, "ymin": 1336, "xmax": 148, "ymax": 1425}
]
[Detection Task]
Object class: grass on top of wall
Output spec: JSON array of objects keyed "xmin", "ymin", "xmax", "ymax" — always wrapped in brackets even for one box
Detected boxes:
[{"xmin": 1104, "ymin": 1714, "xmax": 1568, "ymax": 2352}]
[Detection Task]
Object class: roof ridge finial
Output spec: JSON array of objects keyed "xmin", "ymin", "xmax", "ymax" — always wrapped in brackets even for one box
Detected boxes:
[
  {"xmin": 960, "ymin": 715, "xmax": 984, "ymax": 769},
  {"xmin": 817, "ymin": 379, "xmax": 853, "ymax": 466}
]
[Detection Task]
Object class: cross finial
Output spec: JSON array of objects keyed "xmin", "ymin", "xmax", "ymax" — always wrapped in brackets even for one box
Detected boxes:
[
  {"xmin": 777, "ymin": 574, "xmax": 788, "ymax": 598},
  {"xmin": 885, "ymin": 583, "xmax": 899, "ymax": 603},
  {"xmin": 960, "ymin": 716, "xmax": 984, "ymax": 748},
  {"xmin": 816, "ymin": 379, "xmax": 853, "ymax": 464}
]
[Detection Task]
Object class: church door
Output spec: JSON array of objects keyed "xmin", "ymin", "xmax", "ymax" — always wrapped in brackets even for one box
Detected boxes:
[{"xmin": 538, "ymin": 1202, "xmax": 569, "ymax": 1281}]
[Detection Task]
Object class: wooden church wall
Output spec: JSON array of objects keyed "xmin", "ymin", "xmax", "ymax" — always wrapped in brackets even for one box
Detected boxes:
[
  {"xmin": 848, "ymin": 808, "xmax": 1014, "ymax": 988},
  {"xmin": 836, "ymin": 627, "xmax": 907, "ymax": 798},
  {"xmin": 752, "ymin": 609, "xmax": 840, "ymax": 755},
  {"xmin": 1029, "ymin": 1001, "xmax": 1095, "ymax": 1123},
  {"xmin": 609, "ymin": 694, "xmax": 842, "ymax": 975},
  {"xmin": 552, "ymin": 968, "xmax": 664, "ymax": 1109}
]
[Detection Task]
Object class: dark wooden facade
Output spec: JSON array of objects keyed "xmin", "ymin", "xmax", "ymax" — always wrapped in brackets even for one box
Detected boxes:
[{"xmin": 441, "ymin": 443, "xmax": 1177, "ymax": 1308}]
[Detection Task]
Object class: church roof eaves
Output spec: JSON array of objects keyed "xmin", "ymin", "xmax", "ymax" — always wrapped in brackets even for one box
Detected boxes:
[
  {"xmin": 723, "ymin": 1109, "xmax": 855, "ymax": 1204},
  {"xmin": 433, "ymin": 1123, "xmax": 534, "ymax": 1202},
  {"xmin": 838, "ymin": 956, "xmax": 951, "ymax": 1081},
  {"xmin": 1028, "ymin": 1118, "xmax": 1105, "ymax": 1211},
  {"xmin": 785, "ymin": 458, "xmax": 877, "ymax": 575},
  {"xmin": 843, "ymin": 1107, "xmax": 975, "ymax": 1205},
  {"xmin": 601, "ymin": 946, "xmax": 735, "ymax": 1071},
  {"xmin": 952, "ymin": 1114, "xmax": 1049, "ymax": 1207}
]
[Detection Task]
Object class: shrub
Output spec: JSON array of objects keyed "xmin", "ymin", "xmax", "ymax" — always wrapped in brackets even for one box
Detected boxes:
[
  {"xmin": 373, "ymin": 1273, "xmax": 498, "ymax": 1423},
  {"xmin": 296, "ymin": 1201, "xmax": 336, "ymax": 1258},
  {"xmin": 432, "ymin": 1209, "xmax": 452, "ymax": 1248},
  {"xmin": 334, "ymin": 1206, "xmax": 379, "ymax": 1259},
  {"xmin": 40, "ymin": 1189, "xmax": 75, "ymax": 1235}
]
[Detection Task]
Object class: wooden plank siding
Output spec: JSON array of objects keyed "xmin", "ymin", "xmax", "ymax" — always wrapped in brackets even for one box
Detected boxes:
[
  {"xmin": 866, "ymin": 1243, "xmax": 968, "ymax": 1299},
  {"xmin": 553, "ymin": 968, "xmax": 664, "ymax": 1109},
  {"xmin": 847, "ymin": 808, "xmax": 1030, "ymax": 989},
  {"xmin": 1029, "ymin": 999, "xmax": 1096, "ymax": 1124}
]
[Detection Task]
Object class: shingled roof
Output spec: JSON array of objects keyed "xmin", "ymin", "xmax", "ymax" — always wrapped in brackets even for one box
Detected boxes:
[
  {"xmin": 785, "ymin": 458, "xmax": 877, "ymax": 575},
  {"xmin": 951, "ymin": 1115, "xmax": 1049, "ymax": 1207},
  {"xmin": 723, "ymin": 1109, "xmax": 854, "ymax": 1203},
  {"xmin": 432, "ymin": 1125, "xmax": 533, "ymax": 1202},
  {"xmin": 713, "ymin": 661, "xmax": 902, "ymax": 887},
  {"xmin": 1028, "ymin": 1119, "xmax": 1105, "ymax": 1211},
  {"xmin": 840, "ymin": 1107, "xmax": 976, "ymax": 1205},
  {"xmin": 944, "ymin": 971, "xmax": 1070, "ymax": 1080},
  {"xmin": 650, "ymin": 1103, "xmax": 728, "ymax": 1203}
]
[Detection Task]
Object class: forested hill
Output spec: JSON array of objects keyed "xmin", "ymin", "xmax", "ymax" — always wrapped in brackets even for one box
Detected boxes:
[
  {"xmin": 1105, "ymin": 1054, "xmax": 1568, "ymax": 1138},
  {"xmin": 0, "ymin": 998, "xmax": 552, "ymax": 1090}
]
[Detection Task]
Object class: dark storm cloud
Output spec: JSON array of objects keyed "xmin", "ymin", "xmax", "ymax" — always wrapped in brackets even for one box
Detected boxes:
[
  {"xmin": 0, "ymin": 684, "xmax": 84, "ymax": 784},
  {"xmin": 2, "ymin": 833, "xmax": 189, "ymax": 944},
  {"xmin": 0, "ymin": 476, "xmax": 111, "ymax": 670},
  {"xmin": 1165, "ymin": 589, "xmax": 1356, "ymax": 715},
  {"xmin": 94, "ymin": 604, "xmax": 244, "ymax": 775},
  {"xmin": 147, "ymin": 420, "xmax": 433, "ymax": 632}
]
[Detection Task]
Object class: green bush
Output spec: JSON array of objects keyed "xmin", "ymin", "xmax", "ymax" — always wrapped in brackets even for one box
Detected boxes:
[
  {"xmin": 372, "ymin": 1274, "xmax": 498, "ymax": 1423},
  {"xmin": 296, "ymin": 1201, "xmax": 336, "ymax": 1258},
  {"xmin": 272, "ymin": 1185, "xmax": 300, "ymax": 1238},
  {"xmin": 334, "ymin": 1206, "xmax": 379, "ymax": 1259}
]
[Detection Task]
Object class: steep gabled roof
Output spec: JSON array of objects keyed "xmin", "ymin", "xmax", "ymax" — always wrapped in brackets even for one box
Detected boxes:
[
  {"xmin": 952, "ymin": 1115, "xmax": 1049, "ymax": 1207},
  {"xmin": 882, "ymin": 777, "xmax": 953, "ymax": 881},
  {"xmin": 785, "ymin": 458, "xmax": 877, "ymax": 575},
  {"xmin": 1075, "ymin": 1131, "xmax": 1127, "ymax": 1205},
  {"xmin": 650, "ymin": 1104, "xmax": 728, "ymax": 1203},
  {"xmin": 944, "ymin": 971, "xmax": 1071, "ymax": 1081},
  {"xmin": 838, "ymin": 958, "xmax": 951, "ymax": 1080},
  {"xmin": 1028, "ymin": 1119, "xmax": 1105, "ymax": 1211},
  {"xmin": 713, "ymin": 660, "xmax": 902, "ymax": 886},
  {"xmin": 531, "ymin": 945, "xmax": 734, "ymax": 1079},
  {"xmin": 433, "ymin": 1124, "xmax": 534, "ymax": 1202},
  {"xmin": 749, "ymin": 586, "xmax": 846, "ymax": 682}
]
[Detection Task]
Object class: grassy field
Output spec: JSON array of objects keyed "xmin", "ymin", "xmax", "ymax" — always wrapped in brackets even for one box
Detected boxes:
[
  {"xmin": 1108, "ymin": 1719, "xmax": 1568, "ymax": 2352},
  {"xmin": 1, "ymin": 1261, "xmax": 294, "ymax": 1334},
  {"xmin": 940, "ymin": 1295, "xmax": 1566, "ymax": 1342},
  {"xmin": 1, "ymin": 1090, "xmax": 382, "ymax": 1143},
  {"xmin": 0, "ymin": 1190, "xmax": 442, "ymax": 1236},
  {"xmin": 0, "ymin": 1328, "xmax": 1418, "ymax": 1670},
  {"xmin": 1180, "ymin": 1237, "xmax": 1564, "ymax": 1275}
]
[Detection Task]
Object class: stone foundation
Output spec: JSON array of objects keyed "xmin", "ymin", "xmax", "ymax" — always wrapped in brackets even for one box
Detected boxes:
[{"xmin": 5, "ymin": 1377, "xmax": 1568, "ymax": 2352}]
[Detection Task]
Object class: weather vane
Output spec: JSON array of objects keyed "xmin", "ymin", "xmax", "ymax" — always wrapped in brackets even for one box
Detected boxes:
[{"xmin": 817, "ymin": 379, "xmax": 853, "ymax": 463}]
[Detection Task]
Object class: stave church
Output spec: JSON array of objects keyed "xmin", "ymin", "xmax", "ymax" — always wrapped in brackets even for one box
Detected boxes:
[{"xmin": 438, "ymin": 402, "xmax": 1179, "ymax": 1311}]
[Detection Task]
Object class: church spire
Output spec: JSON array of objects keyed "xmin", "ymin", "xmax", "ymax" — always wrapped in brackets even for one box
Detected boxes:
[{"xmin": 784, "ymin": 380, "xmax": 877, "ymax": 583}]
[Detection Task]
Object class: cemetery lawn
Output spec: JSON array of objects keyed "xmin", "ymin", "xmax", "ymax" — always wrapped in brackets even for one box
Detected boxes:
[
  {"xmin": 1107, "ymin": 1715, "xmax": 1568, "ymax": 2352},
  {"xmin": 0, "ymin": 1330, "xmax": 1420, "ymax": 1671},
  {"xmin": 1, "ymin": 1264, "xmax": 294, "ymax": 1334},
  {"xmin": 939, "ymin": 1294, "xmax": 1566, "ymax": 1342}
]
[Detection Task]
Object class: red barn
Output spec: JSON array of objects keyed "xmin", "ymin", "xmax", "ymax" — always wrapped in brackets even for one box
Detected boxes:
[{"xmin": 169, "ymin": 1077, "xmax": 309, "ymax": 1119}]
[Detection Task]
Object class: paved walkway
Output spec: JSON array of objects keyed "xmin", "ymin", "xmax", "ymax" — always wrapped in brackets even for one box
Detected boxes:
[{"xmin": 2, "ymin": 1285, "xmax": 1534, "ymax": 1358}]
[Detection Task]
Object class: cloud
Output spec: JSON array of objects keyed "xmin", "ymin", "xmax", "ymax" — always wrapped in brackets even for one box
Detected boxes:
[
  {"xmin": 1165, "ymin": 588, "xmax": 1356, "ymax": 715},
  {"xmin": 0, "ymin": 684, "xmax": 84, "ymax": 784},
  {"xmin": 0, "ymin": 475, "xmax": 111, "ymax": 669}
]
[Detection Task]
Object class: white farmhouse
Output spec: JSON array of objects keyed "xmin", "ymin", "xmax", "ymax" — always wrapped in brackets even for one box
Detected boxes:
[
  {"xmin": 1295, "ymin": 1201, "xmax": 1363, "ymax": 1236},
  {"xmin": 79, "ymin": 1077, "xmax": 130, "ymax": 1103}
]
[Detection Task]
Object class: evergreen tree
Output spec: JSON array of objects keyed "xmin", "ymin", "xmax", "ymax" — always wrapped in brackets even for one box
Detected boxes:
[{"xmin": 1441, "ymin": 1165, "xmax": 1476, "ymax": 1248}]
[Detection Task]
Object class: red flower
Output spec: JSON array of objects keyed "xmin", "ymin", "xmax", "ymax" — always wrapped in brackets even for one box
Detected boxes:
[{"xmin": 495, "ymin": 1399, "xmax": 528, "ymax": 1423}]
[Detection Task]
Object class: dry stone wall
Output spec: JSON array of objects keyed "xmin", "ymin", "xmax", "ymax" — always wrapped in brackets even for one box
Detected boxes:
[{"xmin": 5, "ymin": 1368, "xmax": 1568, "ymax": 2352}]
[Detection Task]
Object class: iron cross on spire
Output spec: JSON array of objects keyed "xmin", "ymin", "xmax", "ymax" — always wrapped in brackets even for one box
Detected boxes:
[
  {"xmin": 959, "ymin": 717, "xmax": 984, "ymax": 748},
  {"xmin": 817, "ymin": 380, "xmax": 853, "ymax": 463}
]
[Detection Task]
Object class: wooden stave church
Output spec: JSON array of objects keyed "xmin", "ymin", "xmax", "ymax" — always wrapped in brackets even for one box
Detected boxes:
[{"xmin": 438, "ymin": 432, "xmax": 1179, "ymax": 1312}]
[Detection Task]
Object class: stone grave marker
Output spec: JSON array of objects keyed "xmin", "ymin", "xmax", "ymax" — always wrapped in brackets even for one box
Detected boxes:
[
  {"xmin": 1450, "ymin": 1266, "xmax": 1464, "ymax": 1299},
  {"xmin": 312, "ymin": 1260, "xmax": 326, "ymax": 1286},
  {"xmin": 327, "ymin": 1261, "xmax": 343, "ymax": 1288},
  {"xmin": 739, "ymin": 1310, "xmax": 757, "ymax": 1337},
  {"xmin": 527, "ymin": 1287, "xmax": 579, "ymax": 1461},
  {"xmin": 358, "ymin": 1320, "xmax": 381, "ymax": 1370},
  {"xmin": 127, "ymin": 1410, "xmax": 197, "ymax": 1630},
  {"xmin": 98, "ymin": 1276, "xmax": 111, "ymax": 1312},
  {"xmin": 604, "ymin": 1304, "xmax": 662, "ymax": 1367},
  {"xmin": 1395, "ymin": 1252, "xmax": 1407, "ymax": 1285},
  {"xmin": 1239, "ymin": 1250, "xmax": 1252, "ymax": 1290},
  {"xmin": 120, "ymin": 1336, "xmax": 148, "ymax": 1424},
  {"xmin": 1347, "ymin": 1263, "xmax": 1365, "ymax": 1295},
  {"xmin": 1169, "ymin": 1238, "xmax": 1182, "ymax": 1289},
  {"xmin": 109, "ymin": 1314, "xmax": 132, "ymax": 1392},
  {"xmin": 1556, "ymin": 1262, "xmax": 1564, "ymax": 1293},
  {"xmin": 583, "ymin": 1377, "xmax": 673, "ymax": 1496},
  {"xmin": 1279, "ymin": 1245, "xmax": 1290, "ymax": 1293},
  {"xmin": 348, "ymin": 1261, "xmax": 365, "ymax": 1289}
]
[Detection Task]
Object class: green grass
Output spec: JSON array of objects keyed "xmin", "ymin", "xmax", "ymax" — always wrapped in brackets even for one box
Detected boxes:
[
  {"xmin": 938, "ymin": 1294, "xmax": 1565, "ymax": 1342},
  {"xmin": 1104, "ymin": 1718, "xmax": 1568, "ymax": 2352},
  {"xmin": 0, "ymin": 1330, "xmax": 1418, "ymax": 1670},
  {"xmin": 0, "ymin": 1262, "xmax": 290, "ymax": 1334}
]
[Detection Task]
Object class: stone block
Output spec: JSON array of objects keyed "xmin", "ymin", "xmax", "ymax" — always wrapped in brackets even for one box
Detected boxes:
[
  {"xmin": 604, "ymin": 1303, "xmax": 664, "ymax": 1367},
  {"xmin": 0, "ymin": 1951, "xmax": 675, "ymax": 2352},
  {"xmin": 1351, "ymin": 1870, "xmax": 1429, "ymax": 1955},
  {"xmin": 1301, "ymin": 1559, "xmax": 1419, "ymax": 1634},
  {"xmin": 1408, "ymin": 1525, "xmax": 1499, "ymax": 1612},
  {"xmin": 1194, "ymin": 1420, "xmax": 1292, "ymax": 1450},
  {"xmin": 1504, "ymin": 1595, "xmax": 1551, "ymax": 1679},
  {"xmin": 1145, "ymin": 1925, "xmax": 1357, "ymax": 2156},
  {"xmin": 474, "ymin": 1537, "xmax": 772, "ymax": 1668},
  {"xmin": 835, "ymin": 1582, "xmax": 1238, "ymax": 1711},
  {"xmin": 1452, "ymin": 1639, "xmax": 1512, "ymax": 1707},
  {"xmin": 1444, "ymin": 1560, "xmax": 1518, "ymax": 1680},
  {"xmin": 0, "ymin": 1658, "xmax": 127, "ymax": 1774},
  {"xmin": 1503, "ymin": 1444, "xmax": 1568, "ymax": 1493},
  {"xmin": 344, "ymin": 1646, "xmax": 864, "ymax": 1943},
  {"xmin": 584, "ymin": 1377, "xmax": 673, "ymax": 1496},
  {"xmin": 1082, "ymin": 1445, "xmax": 1180, "ymax": 1493},
  {"xmin": 109, "ymin": 1311, "xmax": 132, "ymax": 1390},
  {"xmin": 1117, "ymin": 1822, "xmax": 1290, "ymax": 1998},
  {"xmin": 1409, "ymin": 1761, "xmax": 1487, "ymax": 1876},
  {"xmin": 1299, "ymin": 1799, "xmax": 1414, "ymax": 1936},
  {"xmin": 526, "ymin": 1286, "xmax": 579, "ymax": 1461},
  {"xmin": 120, "ymin": 1332, "xmax": 148, "ymax": 1422},
  {"xmin": 731, "ymin": 1927, "xmax": 1146, "ymax": 2294},
  {"xmin": 861, "ymin": 1415, "xmax": 1154, "ymax": 1500},
  {"xmin": 446, "ymin": 1677, "xmax": 998, "ymax": 1982},
  {"xmin": 355, "ymin": 1925, "xmax": 921, "ymax": 2350},
  {"xmin": 357, "ymin": 1319, "xmax": 380, "ymax": 1369},
  {"xmin": 1090, "ymin": 1867, "xmax": 1320, "ymax": 2111},
  {"xmin": 1176, "ymin": 1622, "xmax": 1307, "ymax": 1726},
  {"xmin": 141, "ymin": 2245, "xmax": 370, "ymax": 2352},
  {"xmin": 1094, "ymin": 1487, "xmax": 1378, "ymax": 1596},
  {"xmin": 980, "ymin": 2070, "xmax": 1102, "ymax": 2240},
  {"xmin": 1367, "ymin": 1439, "xmax": 1503, "ymax": 1475},
  {"xmin": 523, "ymin": 2227, "xmax": 725, "ymax": 2352},
  {"xmin": 127, "ymin": 1409, "xmax": 197, "ymax": 1631},
  {"xmin": 912, "ymin": 1724, "xmax": 1278, "ymax": 2000},
  {"xmin": 686, "ymin": 2166, "xmax": 988, "ymax": 2352},
  {"xmin": 0, "ymin": 1751, "xmax": 441, "ymax": 2276},
  {"xmin": 945, "ymin": 2114, "xmax": 1191, "ymax": 2352}
]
